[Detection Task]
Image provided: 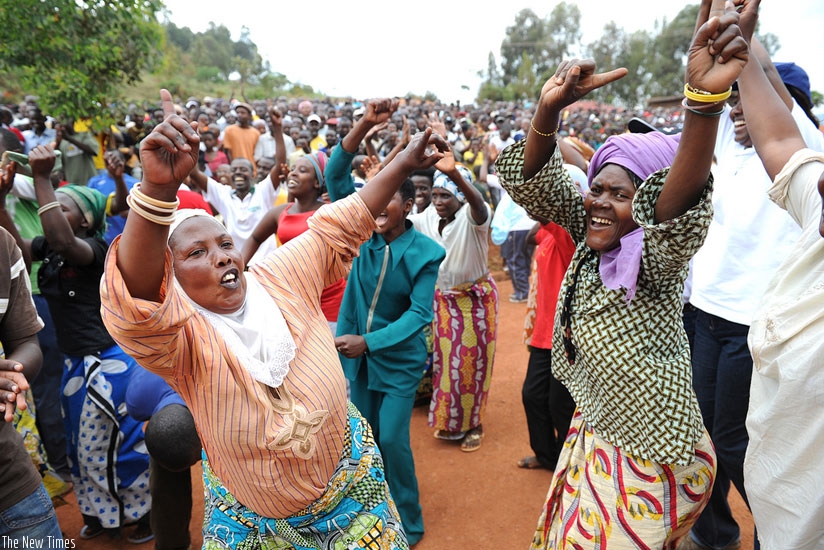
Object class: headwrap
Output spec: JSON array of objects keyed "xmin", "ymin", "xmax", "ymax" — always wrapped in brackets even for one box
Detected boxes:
[
  {"xmin": 168, "ymin": 208, "xmax": 225, "ymax": 243},
  {"xmin": 433, "ymin": 164, "xmax": 474, "ymax": 204},
  {"xmin": 56, "ymin": 184, "xmax": 107, "ymax": 239},
  {"xmin": 167, "ymin": 209, "xmax": 297, "ymax": 389},
  {"xmin": 587, "ymin": 131, "xmax": 681, "ymax": 304},
  {"xmin": 306, "ymin": 151, "xmax": 328, "ymax": 192}
]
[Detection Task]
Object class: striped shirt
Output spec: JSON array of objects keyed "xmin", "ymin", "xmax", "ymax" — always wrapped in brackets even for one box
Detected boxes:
[{"xmin": 101, "ymin": 194, "xmax": 375, "ymax": 517}]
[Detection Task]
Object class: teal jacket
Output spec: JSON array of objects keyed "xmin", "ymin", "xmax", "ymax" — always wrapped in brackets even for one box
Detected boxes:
[{"xmin": 327, "ymin": 144, "xmax": 445, "ymax": 395}]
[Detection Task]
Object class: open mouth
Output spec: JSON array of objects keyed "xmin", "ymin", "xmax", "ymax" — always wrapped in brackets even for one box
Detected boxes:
[
  {"xmin": 375, "ymin": 213, "xmax": 388, "ymax": 225},
  {"xmin": 590, "ymin": 216, "xmax": 613, "ymax": 227},
  {"xmin": 220, "ymin": 269, "xmax": 240, "ymax": 289}
]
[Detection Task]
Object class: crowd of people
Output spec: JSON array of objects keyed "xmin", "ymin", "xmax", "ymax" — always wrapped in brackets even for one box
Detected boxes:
[{"xmin": 0, "ymin": 0, "xmax": 822, "ymax": 548}]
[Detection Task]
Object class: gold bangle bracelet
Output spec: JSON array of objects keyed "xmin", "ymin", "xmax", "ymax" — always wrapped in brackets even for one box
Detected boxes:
[
  {"xmin": 684, "ymin": 84, "xmax": 732, "ymax": 103},
  {"xmin": 131, "ymin": 184, "xmax": 180, "ymax": 212},
  {"xmin": 126, "ymin": 194, "xmax": 175, "ymax": 225},
  {"xmin": 36, "ymin": 201, "xmax": 61, "ymax": 216},
  {"xmin": 530, "ymin": 119, "xmax": 560, "ymax": 138}
]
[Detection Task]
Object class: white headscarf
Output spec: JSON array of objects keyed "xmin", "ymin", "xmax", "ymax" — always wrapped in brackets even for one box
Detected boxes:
[{"xmin": 170, "ymin": 209, "xmax": 296, "ymax": 387}]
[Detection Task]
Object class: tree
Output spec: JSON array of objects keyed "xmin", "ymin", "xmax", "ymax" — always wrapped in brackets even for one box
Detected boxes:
[
  {"xmin": 586, "ymin": 22, "xmax": 651, "ymax": 107},
  {"xmin": 500, "ymin": 9, "xmax": 547, "ymax": 86},
  {"xmin": 0, "ymin": 0, "xmax": 163, "ymax": 126}
]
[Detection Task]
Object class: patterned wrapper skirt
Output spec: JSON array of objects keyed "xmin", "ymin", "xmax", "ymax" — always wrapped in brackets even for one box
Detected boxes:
[
  {"xmin": 428, "ymin": 274, "xmax": 498, "ymax": 433},
  {"xmin": 202, "ymin": 402, "xmax": 409, "ymax": 550},
  {"xmin": 62, "ymin": 346, "xmax": 151, "ymax": 528},
  {"xmin": 531, "ymin": 410, "xmax": 715, "ymax": 550}
]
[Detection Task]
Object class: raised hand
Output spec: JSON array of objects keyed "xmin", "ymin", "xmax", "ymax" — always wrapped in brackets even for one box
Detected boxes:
[
  {"xmin": 395, "ymin": 128, "xmax": 448, "ymax": 173},
  {"xmin": 538, "ymin": 59, "xmax": 628, "ymax": 114},
  {"xmin": 139, "ymin": 89, "xmax": 200, "ymax": 190},
  {"xmin": 730, "ymin": 0, "xmax": 758, "ymax": 43},
  {"xmin": 104, "ymin": 150, "xmax": 124, "ymax": 179},
  {"xmin": 424, "ymin": 112, "xmax": 448, "ymax": 140},
  {"xmin": 28, "ymin": 145, "xmax": 56, "ymax": 180},
  {"xmin": 268, "ymin": 104, "xmax": 283, "ymax": 133},
  {"xmin": 363, "ymin": 99, "xmax": 399, "ymax": 126},
  {"xmin": 687, "ymin": 0, "xmax": 752, "ymax": 95},
  {"xmin": 360, "ymin": 155, "xmax": 382, "ymax": 181}
]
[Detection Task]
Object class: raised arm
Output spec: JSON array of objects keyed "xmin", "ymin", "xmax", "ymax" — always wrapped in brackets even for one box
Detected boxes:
[
  {"xmin": 240, "ymin": 204, "xmax": 285, "ymax": 265},
  {"xmin": 116, "ymin": 90, "xmax": 199, "ymax": 301},
  {"xmin": 267, "ymin": 104, "xmax": 287, "ymax": 186},
  {"xmin": 735, "ymin": 0, "xmax": 802, "ymax": 179},
  {"xmin": 104, "ymin": 151, "xmax": 130, "ymax": 216},
  {"xmin": 326, "ymin": 99, "xmax": 400, "ymax": 202},
  {"xmin": 29, "ymin": 146, "xmax": 96, "ymax": 266},
  {"xmin": 656, "ymin": 0, "xmax": 753, "ymax": 222},
  {"xmin": 0, "ymin": 164, "xmax": 32, "ymax": 270},
  {"xmin": 357, "ymin": 128, "xmax": 447, "ymax": 218},
  {"xmin": 525, "ymin": 61, "xmax": 627, "ymax": 181}
]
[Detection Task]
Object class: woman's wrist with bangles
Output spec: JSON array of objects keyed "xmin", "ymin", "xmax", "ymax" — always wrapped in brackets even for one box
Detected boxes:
[
  {"xmin": 138, "ymin": 181, "xmax": 181, "ymax": 203},
  {"xmin": 127, "ymin": 183, "xmax": 180, "ymax": 225}
]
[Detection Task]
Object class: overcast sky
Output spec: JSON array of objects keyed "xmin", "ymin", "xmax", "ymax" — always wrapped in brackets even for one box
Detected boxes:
[{"xmin": 160, "ymin": 0, "xmax": 824, "ymax": 106}]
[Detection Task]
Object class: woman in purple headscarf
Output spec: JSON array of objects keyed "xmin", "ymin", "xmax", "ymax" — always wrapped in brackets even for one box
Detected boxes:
[{"xmin": 495, "ymin": 1, "xmax": 755, "ymax": 547}]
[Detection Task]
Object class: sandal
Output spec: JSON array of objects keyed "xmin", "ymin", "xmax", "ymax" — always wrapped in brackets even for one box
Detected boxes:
[
  {"xmin": 127, "ymin": 523, "xmax": 154, "ymax": 544},
  {"xmin": 460, "ymin": 426, "xmax": 484, "ymax": 452},
  {"xmin": 517, "ymin": 456, "xmax": 548, "ymax": 469},
  {"xmin": 434, "ymin": 429, "xmax": 466, "ymax": 441},
  {"xmin": 80, "ymin": 524, "xmax": 105, "ymax": 540}
]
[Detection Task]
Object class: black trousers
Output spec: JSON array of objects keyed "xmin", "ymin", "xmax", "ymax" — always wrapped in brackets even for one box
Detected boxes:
[{"xmin": 521, "ymin": 347, "xmax": 576, "ymax": 469}]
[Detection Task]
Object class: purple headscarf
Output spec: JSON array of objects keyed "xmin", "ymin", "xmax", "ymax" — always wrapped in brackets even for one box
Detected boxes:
[{"xmin": 587, "ymin": 131, "xmax": 681, "ymax": 304}]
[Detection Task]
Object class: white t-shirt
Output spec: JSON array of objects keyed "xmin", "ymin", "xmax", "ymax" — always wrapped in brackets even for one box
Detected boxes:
[
  {"xmin": 408, "ymin": 202, "xmax": 492, "ymax": 290},
  {"xmin": 202, "ymin": 176, "xmax": 279, "ymax": 263},
  {"xmin": 688, "ymin": 102, "xmax": 824, "ymax": 325}
]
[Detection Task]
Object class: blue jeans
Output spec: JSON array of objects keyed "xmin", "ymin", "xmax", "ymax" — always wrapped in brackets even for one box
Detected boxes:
[
  {"xmin": 0, "ymin": 483, "xmax": 62, "ymax": 541},
  {"xmin": 689, "ymin": 308, "xmax": 758, "ymax": 549},
  {"xmin": 503, "ymin": 229, "xmax": 533, "ymax": 299}
]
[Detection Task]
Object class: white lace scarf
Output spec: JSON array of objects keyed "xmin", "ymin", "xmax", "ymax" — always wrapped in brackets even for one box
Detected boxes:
[{"xmin": 177, "ymin": 274, "xmax": 296, "ymax": 387}]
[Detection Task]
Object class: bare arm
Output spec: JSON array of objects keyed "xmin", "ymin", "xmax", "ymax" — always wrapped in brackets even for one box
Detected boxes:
[
  {"xmin": 29, "ymin": 146, "xmax": 95, "ymax": 266},
  {"xmin": 357, "ymin": 128, "xmax": 447, "ymax": 217},
  {"xmin": 116, "ymin": 90, "xmax": 200, "ymax": 301},
  {"xmin": 656, "ymin": 0, "xmax": 752, "ymax": 222},
  {"xmin": 0, "ymin": 165, "xmax": 32, "ymax": 270},
  {"xmin": 241, "ymin": 204, "xmax": 285, "ymax": 265},
  {"xmin": 268, "ymin": 104, "xmax": 288, "ymax": 187},
  {"xmin": 735, "ymin": 0, "xmax": 802, "ymax": 179},
  {"xmin": 525, "ymin": 60, "xmax": 627, "ymax": 181},
  {"xmin": 341, "ymin": 101, "xmax": 399, "ymax": 155},
  {"xmin": 105, "ymin": 152, "xmax": 130, "ymax": 216}
]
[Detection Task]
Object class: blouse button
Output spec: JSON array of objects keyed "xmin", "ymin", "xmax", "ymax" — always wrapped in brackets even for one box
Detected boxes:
[{"xmin": 68, "ymin": 290, "xmax": 75, "ymax": 297}]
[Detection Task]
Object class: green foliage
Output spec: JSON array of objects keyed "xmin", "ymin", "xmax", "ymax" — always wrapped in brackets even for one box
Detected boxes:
[
  {"xmin": 485, "ymin": 3, "xmax": 808, "ymax": 109},
  {"xmin": 0, "ymin": 0, "xmax": 163, "ymax": 127}
]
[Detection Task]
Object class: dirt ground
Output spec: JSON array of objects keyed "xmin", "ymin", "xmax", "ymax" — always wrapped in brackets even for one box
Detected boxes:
[{"xmin": 54, "ymin": 248, "xmax": 754, "ymax": 549}]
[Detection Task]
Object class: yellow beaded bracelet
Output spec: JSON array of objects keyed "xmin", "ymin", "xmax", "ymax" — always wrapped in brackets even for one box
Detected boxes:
[
  {"xmin": 530, "ymin": 119, "xmax": 560, "ymax": 138},
  {"xmin": 684, "ymin": 83, "xmax": 732, "ymax": 103}
]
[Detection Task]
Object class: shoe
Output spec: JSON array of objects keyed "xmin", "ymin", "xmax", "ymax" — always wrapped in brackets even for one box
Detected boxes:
[
  {"xmin": 516, "ymin": 456, "xmax": 551, "ymax": 470},
  {"xmin": 509, "ymin": 295, "xmax": 527, "ymax": 303},
  {"xmin": 434, "ymin": 429, "xmax": 466, "ymax": 441},
  {"xmin": 80, "ymin": 524, "xmax": 105, "ymax": 540},
  {"xmin": 127, "ymin": 523, "xmax": 154, "ymax": 544},
  {"xmin": 461, "ymin": 426, "xmax": 483, "ymax": 452}
]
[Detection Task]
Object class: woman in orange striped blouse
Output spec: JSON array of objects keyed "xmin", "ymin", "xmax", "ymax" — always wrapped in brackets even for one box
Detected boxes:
[{"xmin": 99, "ymin": 90, "xmax": 448, "ymax": 550}]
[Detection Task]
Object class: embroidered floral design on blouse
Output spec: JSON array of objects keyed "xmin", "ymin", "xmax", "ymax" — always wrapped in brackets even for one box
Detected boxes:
[{"xmin": 268, "ymin": 381, "xmax": 329, "ymax": 459}]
